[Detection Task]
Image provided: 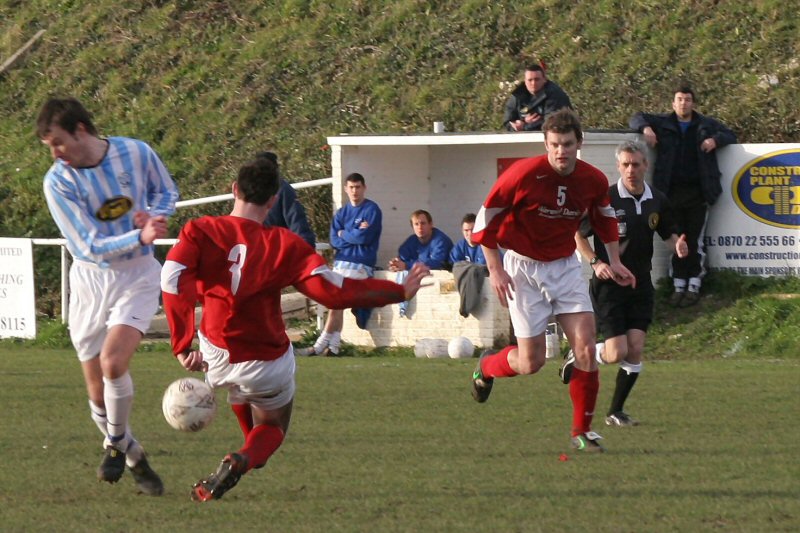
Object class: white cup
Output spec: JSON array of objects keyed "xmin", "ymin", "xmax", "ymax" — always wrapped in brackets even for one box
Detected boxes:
[
  {"xmin": 545, "ymin": 332, "xmax": 560, "ymax": 359},
  {"xmin": 433, "ymin": 121, "xmax": 445, "ymax": 133}
]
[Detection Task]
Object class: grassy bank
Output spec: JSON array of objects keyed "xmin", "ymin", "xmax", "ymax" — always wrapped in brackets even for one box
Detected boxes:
[{"xmin": 2, "ymin": 2, "xmax": 798, "ymax": 315}]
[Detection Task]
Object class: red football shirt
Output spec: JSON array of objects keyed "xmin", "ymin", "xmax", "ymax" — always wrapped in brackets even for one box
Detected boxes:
[
  {"xmin": 473, "ymin": 155, "xmax": 618, "ymax": 261},
  {"xmin": 162, "ymin": 215, "xmax": 404, "ymax": 363}
]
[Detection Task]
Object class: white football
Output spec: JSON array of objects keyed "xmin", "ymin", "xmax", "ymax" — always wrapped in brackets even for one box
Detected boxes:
[
  {"xmin": 448, "ymin": 336, "xmax": 474, "ymax": 359},
  {"xmin": 162, "ymin": 377, "xmax": 217, "ymax": 432}
]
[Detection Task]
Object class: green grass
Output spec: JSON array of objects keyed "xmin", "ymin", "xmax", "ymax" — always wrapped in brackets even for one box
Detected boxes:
[
  {"xmin": 648, "ymin": 272, "xmax": 800, "ymax": 359},
  {"xmin": 1, "ymin": 346, "xmax": 797, "ymax": 532},
  {"xmin": 1, "ymin": 1, "xmax": 798, "ymax": 315}
]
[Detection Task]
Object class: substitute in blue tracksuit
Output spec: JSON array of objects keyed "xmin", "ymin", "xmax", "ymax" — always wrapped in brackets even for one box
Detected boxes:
[{"xmin": 312, "ymin": 172, "xmax": 382, "ymax": 353}]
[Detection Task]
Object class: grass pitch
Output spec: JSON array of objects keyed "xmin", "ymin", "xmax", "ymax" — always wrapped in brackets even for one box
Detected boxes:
[{"xmin": 0, "ymin": 346, "xmax": 797, "ymax": 532}]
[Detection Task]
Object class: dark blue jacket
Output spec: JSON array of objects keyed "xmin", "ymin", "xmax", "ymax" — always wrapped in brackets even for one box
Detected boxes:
[
  {"xmin": 629, "ymin": 111, "xmax": 737, "ymax": 205},
  {"xmin": 503, "ymin": 80, "xmax": 572, "ymax": 131},
  {"xmin": 264, "ymin": 179, "xmax": 316, "ymax": 248}
]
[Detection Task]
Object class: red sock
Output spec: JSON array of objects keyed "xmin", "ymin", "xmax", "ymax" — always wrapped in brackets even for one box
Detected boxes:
[
  {"xmin": 238, "ymin": 424, "xmax": 285, "ymax": 471},
  {"xmin": 569, "ymin": 368, "xmax": 599, "ymax": 436},
  {"xmin": 480, "ymin": 345, "xmax": 518, "ymax": 378},
  {"xmin": 231, "ymin": 403, "xmax": 254, "ymax": 437}
]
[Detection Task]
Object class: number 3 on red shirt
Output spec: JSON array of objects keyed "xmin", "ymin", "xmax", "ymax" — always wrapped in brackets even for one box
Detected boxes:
[{"xmin": 228, "ymin": 244, "xmax": 247, "ymax": 295}]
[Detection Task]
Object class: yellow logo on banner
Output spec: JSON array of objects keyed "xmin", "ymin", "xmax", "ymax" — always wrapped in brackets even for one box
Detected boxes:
[{"xmin": 732, "ymin": 149, "xmax": 800, "ymax": 229}]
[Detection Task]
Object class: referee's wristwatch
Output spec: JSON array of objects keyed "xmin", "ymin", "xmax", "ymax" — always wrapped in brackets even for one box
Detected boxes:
[{"xmin": 590, "ymin": 256, "xmax": 600, "ymax": 267}]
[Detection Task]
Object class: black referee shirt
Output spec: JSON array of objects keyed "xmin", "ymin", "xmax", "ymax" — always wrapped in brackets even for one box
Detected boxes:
[{"xmin": 580, "ymin": 180, "xmax": 679, "ymax": 281}]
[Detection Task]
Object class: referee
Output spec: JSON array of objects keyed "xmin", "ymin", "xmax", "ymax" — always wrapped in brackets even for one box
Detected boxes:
[{"xmin": 574, "ymin": 140, "xmax": 688, "ymax": 427}]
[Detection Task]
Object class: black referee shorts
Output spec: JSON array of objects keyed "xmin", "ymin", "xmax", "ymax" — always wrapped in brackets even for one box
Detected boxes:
[{"xmin": 590, "ymin": 276, "xmax": 654, "ymax": 339}]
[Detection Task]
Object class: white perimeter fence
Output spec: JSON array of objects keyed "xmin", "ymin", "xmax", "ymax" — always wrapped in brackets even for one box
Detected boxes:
[{"xmin": 32, "ymin": 177, "xmax": 334, "ymax": 325}]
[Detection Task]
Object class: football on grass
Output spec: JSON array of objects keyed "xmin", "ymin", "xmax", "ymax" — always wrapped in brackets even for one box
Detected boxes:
[
  {"xmin": 162, "ymin": 377, "xmax": 217, "ymax": 432},
  {"xmin": 448, "ymin": 336, "xmax": 474, "ymax": 359}
]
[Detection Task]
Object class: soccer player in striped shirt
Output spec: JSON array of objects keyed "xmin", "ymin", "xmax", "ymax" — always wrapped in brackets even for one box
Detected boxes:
[{"xmin": 38, "ymin": 97, "xmax": 179, "ymax": 494}]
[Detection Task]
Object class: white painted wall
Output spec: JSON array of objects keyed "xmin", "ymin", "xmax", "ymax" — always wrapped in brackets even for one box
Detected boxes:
[{"xmin": 326, "ymin": 131, "xmax": 657, "ymax": 277}]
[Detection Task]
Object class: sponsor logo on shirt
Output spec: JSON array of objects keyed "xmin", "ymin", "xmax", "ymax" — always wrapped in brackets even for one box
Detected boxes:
[
  {"xmin": 96, "ymin": 195, "xmax": 133, "ymax": 221},
  {"xmin": 538, "ymin": 206, "xmax": 581, "ymax": 219}
]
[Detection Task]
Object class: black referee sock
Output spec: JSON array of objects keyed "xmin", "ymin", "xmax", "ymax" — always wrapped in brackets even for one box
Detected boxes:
[{"xmin": 608, "ymin": 366, "xmax": 640, "ymax": 415}]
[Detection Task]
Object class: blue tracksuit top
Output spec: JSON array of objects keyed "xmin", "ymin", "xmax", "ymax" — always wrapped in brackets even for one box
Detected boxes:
[
  {"xmin": 329, "ymin": 199, "xmax": 382, "ymax": 267},
  {"xmin": 398, "ymin": 227, "xmax": 453, "ymax": 269},
  {"xmin": 449, "ymin": 239, "xmax": 487, "ymax": 265}
]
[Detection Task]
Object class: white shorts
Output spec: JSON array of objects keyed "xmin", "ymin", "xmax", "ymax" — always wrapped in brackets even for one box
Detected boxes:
[
  {"xmin": 504, "ymin": 251, "xmax": 592, "ymax": 338},
  {"xmin": 68, "ymin": 255, "xmax": 161, "ymax": 362},
  {"xmin": 199, "ymin": 333, "xmax": 296, "ymax": 411},
  {"xmin": 332, "ymin": 260, "xmax": 372, "ymax": 280}
]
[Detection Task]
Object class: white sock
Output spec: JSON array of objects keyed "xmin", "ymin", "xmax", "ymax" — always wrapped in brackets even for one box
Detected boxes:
[
  {"xmin": 125, "ymin": 438, "xmax": 144, "ymax": 467},
  {"xmin": 328, "ymin": 331, "xmax": 342, "ymax": 354},
  {"xmin": 89, "ymin": 400, "xmax": 108, "ymax": 438},
  {"xmin": 103, "ymin": 373, "xmax": 134, "ymax": 450},
  {"xmin": 595, "ymin": 342, "xmax": 605, "ymax": 364},
  {"xmin": 314, "ymin": 332, "xmax": 331, "ymax": 353},
  {"xmin": 90, "ymin": 399, "xmax": 143, "ymax": 464},
  {"xmin": 619, "ymin": 361, "xmax": 643, "ymax": 375}
]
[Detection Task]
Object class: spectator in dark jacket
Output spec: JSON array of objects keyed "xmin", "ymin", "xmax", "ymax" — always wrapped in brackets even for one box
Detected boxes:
[
  {"xmin": 256, "ymin": 151, "xmax": 316, "ymax": 248},
  {"xmin": 503, "ymin": 63, "xmax": 572, "ymax": 132},
  {"xmin": 629, "ymin": 84, "xmax": 737, "ymax": 307}
]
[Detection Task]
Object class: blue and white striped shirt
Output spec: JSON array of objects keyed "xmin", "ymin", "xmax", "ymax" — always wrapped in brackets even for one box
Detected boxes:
[{"xmin": 43, "ymin": 137, "xmax": 179, "ymax": 267}]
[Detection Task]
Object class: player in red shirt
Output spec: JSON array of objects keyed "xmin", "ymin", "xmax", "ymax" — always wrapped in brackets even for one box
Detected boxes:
[
  {"xmin": 161, "ymin": 155, "xmax": 429, "ymax": 501},
  {"xmin": 470, "ymin": 109, "xmax": 635, "ymax": 452}
]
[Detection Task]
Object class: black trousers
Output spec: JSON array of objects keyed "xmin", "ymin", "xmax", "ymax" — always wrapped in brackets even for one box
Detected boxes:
[{"xmin": 670, "ymin": 202, "xmax": 708, "ymax": 284}]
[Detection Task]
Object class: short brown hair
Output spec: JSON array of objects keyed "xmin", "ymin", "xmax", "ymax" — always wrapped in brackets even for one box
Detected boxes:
[
  {"xmin": 674, "ymin": 82, "xmax": 696, "ymax": 101},
  {"xmin": 410, "ymin": 209, "xmax": 432, "ymax": 224},
  {"xmin": 237, "ymin": 157, "xmax": 280, "ymax": 205},
  {"xmin": 542, "ymin": 108, "xmax": 583, "ymax": 143},
  {"xmin": 36, "ymin": 97, "xmax": 98, "ymax": 138},
  {"xmin": 345, "ymin": 172, "xmax": 365, "ymax": 185},
  {"xmin": 524, "ymin": 63, "xmax": 545, "ymax": 75}
]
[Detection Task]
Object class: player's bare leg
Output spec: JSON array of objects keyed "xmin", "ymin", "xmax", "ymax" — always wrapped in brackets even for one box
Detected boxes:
[
  {"xmin": 471, "ymin": 336, "xmax": 545, "ymax": 402},
  {"xmin": 81, "ymin": 357, "xmax": 104, "ymax": 405},
  {"xmin": 598, "ymin": 335, "xmax": 629, "ymax": 364},
  {"xmin": 81, "ymin": 357, "xmax": 110, "ymax": 438},
  {"xmin": 506, "ymin": 335, "xmax": 546, "ymax": 375},
  {"xmin": 192, "ymin": 400, "xmax": 293, "ymax": 502}
]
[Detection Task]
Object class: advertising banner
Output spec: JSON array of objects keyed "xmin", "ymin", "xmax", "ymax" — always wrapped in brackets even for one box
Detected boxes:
[
  {"xmin": 0, "ymin": 237, "xmax": 37, "ymax": 338},
  {"xmin": 707, "ymin": 144, "xmax": 800, "ymax": 276}
]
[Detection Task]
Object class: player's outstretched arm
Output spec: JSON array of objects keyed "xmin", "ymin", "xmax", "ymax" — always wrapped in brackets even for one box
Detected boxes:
[
  {"xmin": 402, "ymin": 262, "xmax": 431, "ymax": 300},
  {"xmin": 296, "ymin": 266, "xmax": 415, "ymax": 310}
]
